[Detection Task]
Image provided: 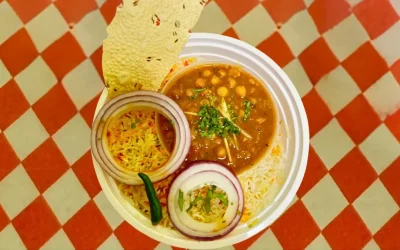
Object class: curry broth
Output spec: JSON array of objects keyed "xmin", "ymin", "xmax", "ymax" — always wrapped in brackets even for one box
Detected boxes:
[{"xmin": 159, "ymin": 64, "xmax": 277, "ymax": 174}]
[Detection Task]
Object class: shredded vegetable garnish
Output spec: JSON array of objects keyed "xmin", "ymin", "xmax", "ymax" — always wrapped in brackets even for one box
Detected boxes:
[
  {"xmin": 107, "ymin": 110, "xmax": 170, "ymax": 172},
  {"xmin": 187, "ymin": 185, "xmax": 228, "ymax": 223}
]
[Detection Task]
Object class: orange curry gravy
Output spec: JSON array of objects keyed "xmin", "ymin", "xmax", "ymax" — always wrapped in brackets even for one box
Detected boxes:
[{"xmin": 158, "ymin": 64, "xmax": 277, "ymax": 174}]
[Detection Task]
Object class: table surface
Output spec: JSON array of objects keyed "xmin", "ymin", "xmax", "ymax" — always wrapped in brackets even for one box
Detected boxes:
[{"xmin": 1, "ymin": 0, "xmax": 400, "ymax": 249}]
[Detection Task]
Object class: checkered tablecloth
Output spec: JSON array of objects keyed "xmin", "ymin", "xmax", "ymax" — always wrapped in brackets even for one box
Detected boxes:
[{"xmin": 1, "ymin": 0, "xmax": 400, "ymax": 249}]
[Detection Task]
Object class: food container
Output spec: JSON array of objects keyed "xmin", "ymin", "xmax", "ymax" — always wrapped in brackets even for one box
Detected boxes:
[
  {"xmin": 92, "ymin": 33, "xmax": 309, "ymax": 249},
  {"xmin": 91, "ymin": 91, "xmax": 191, "ymax": 185}
]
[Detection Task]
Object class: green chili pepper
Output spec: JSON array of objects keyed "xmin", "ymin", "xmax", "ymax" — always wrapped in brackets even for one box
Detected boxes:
[{"xmin": 138, "ymin": 173, "xmax": 162, "ymax": 225}]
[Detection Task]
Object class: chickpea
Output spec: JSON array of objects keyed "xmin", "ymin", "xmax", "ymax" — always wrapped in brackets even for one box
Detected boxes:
[
  {"xmin": 249, "ymin": 97, "xmax": 257, "ymax": 105},
  {"xmin": 235, "ymin": 86, "xmax": 246, "ymax": 98},
  {"xmin": 202, "ymin": 69, "xmax": 212, "ymax": 77},
  {"xmin": 218, "ymin": 69, "xmax": 227, "ymax": 78},
  {"xmin": 228, "ymin": 77, "xmax": 236, "ymax": 88},
  {"xmin": 215, "ymin": 146, "xmax": 227, "ymax": 159},
  {"xmin": 211, "ymin": 75, "xmax": 221, "ymax": 85},
  {"xmin": 217, "ymin": 86, "xmax": 229, "ymax": 97},
  {"xmin": 249, "ymin": 78, "xmax": 256, "ymax": 85},
  {"xmin": 186, "ymin": 88, "xmax": 194, "ymax": 97},
  {"xmin": 239, "ymin": 110, "xmax": 245, "ymax": 118},
  {"xmin": 250, "ymin": 87, "xmax": 256, "ymax": 94},
  {"xmin": 172, "ymin": 88, "xmax": 181, "ymax": 99},
  {"xmin": 229, "ymin": 68, "xmax": 241, "ymax": 78},
  {"xmin": 195, "ymin": 78, "xmax": 206, "ymax": 88}
]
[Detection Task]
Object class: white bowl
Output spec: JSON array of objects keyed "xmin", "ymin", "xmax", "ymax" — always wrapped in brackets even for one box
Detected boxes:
[{"xmin": 92, "ymin": 33, "xmax": 309, "ymax": 249}]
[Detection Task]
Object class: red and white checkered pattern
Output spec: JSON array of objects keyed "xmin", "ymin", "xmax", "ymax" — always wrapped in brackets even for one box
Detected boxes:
[{"xmin": 1, "ymin": 0, "xmax": 400, "ymax": 249}]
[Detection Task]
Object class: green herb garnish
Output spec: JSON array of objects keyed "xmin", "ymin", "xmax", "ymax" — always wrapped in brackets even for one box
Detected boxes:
[
  {"xmin": 186, "ymin": 196, "xmax": 203, "ymax": 212},
  {"xmin": 131, "ymin": 123, "xmax": 137, "ymax": 129},
  {"xmin": 178, "ymin": 189, "xmax": 184, "ymax": 212},
  {"xmin": 227, "ymin": 104, "xmax": 238, "ymax": 121},
  {"xmin": 205, "ymin": 190, "xmax": 212, "ymax": 214},
  {"xmin": 190, "ymin": 88, "xmax": 207, "ymax": 100},
  {"xmin": 244, "ymin": 100, "xmax": 251, "ymax": 122},
  {"xmin": 207, "ymin": 95, "xmax": 217, "ymax": 106},
  {"xmin": 212, "ymin": 193, "xmax": 228, "ymax": 206},
  {"xmin": 197, "ymin": 105, "xmax": 240, "ymax": 138},
  {"xmin": 187, "ymin": 185, "xmax": 230, "ymax": 213}
]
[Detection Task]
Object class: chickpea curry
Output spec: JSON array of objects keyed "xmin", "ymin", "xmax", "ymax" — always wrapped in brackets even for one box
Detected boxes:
[{"xmin": 159, "ymin": 64, "xmax": 277, "ymax": 174}]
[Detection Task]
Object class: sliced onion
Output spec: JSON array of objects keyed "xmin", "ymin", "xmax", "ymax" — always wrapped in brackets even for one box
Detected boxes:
[
  {"xmin": 168, "ymin": 161, "xmax": 244, "ymax": 240},
  {"xmin": 91, "ymin": 90, "xmax": 191, "ymax": 185}
]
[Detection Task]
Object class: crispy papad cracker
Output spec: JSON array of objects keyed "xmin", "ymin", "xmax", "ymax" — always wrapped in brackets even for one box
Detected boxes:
[{"xmin": 103, "ymin": 0, "xmax": 207, "ymax": 98}]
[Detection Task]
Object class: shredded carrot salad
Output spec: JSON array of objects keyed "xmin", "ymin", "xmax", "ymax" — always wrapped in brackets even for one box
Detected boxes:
[{"xmin": 106, "ymin": 110, "xmax": 170, "ymax": 172}]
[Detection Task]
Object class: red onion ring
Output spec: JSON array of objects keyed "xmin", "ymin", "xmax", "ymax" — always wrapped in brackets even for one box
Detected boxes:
[
  {"xmin": 167, "ymin": 161, "xmax": 244, "ymax": 240},
  {"xmin": 91, "ymin": 91, "xmax": 191, "ymax": 185}
]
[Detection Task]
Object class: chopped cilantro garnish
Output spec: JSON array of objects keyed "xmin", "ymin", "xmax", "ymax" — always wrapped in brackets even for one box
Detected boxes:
[
  {"xmin": 197, "ymin": 105, "xmax": 240, "ymax": 138},
  {"xmin": 227, "ymin": 104, "xmax": 238, "ymax": 121},
  {"xmin": 186, "ymin": 196, "xmax": 203, "ymax": 212},
  {"xmin": 244, "ymin": 100, "xmax": 251, "ymax": 122},
  {"xmin": 205, "ymin": 190, "xmax": 212, "ymax": 214},
  {"xmin": 207, "ymin": 95, "xmax": 217, "ymax": 106},
  {"xmin": 190, "ymin": 88, "xmax": 207, "ymax": 100},
  {"xmin": 187, "ymin": 185, "xmax": 229, "ymax": 213},
  {"xmin": 131, "ymin": 123, "xmax": 137, "ymax": 129},
  {"xmin": 212, "ymin": 193, "xmax": 228, "ymax": 206},
  {"xmin": 193, "ymin": 88, "xmax": 207, "ymax": 93},
  {"xmin": 178, "ymin": 189, "xmax": 184, "ymax": 212}
]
